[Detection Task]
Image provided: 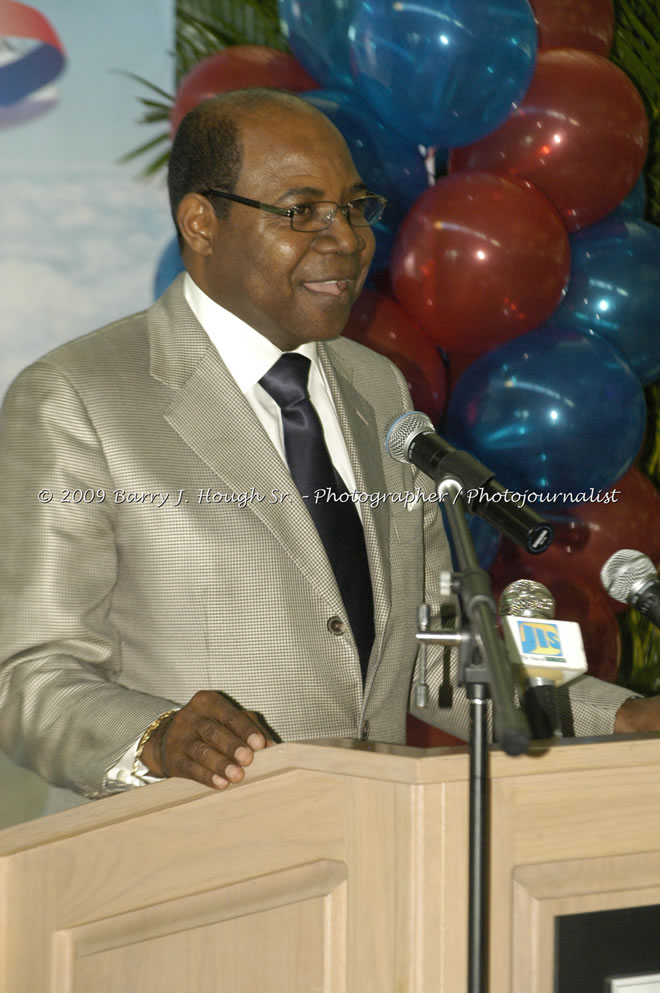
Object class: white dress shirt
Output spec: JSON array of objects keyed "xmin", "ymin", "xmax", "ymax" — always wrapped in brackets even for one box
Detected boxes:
[
  {"xmin": 183, "ymin": 274, "xmax": 359, "ymax": 492},
  {"xmin": 107, "ymin": 273, "xmax": 361, "ymax": 787}
]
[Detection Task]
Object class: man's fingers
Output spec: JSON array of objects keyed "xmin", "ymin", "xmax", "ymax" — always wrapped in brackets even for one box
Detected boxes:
[
  {"xmin": 213, "ymin": 700, "xmax": 271, "ymax": 751},
  {"xmin": 187, "ymin": 725, "xmax": 251, "ymax": 780},
  {"xmin": 191, "ymin": 691, "xmax": 271, "ymax": 750},
  {"xmin": 174, "ymin": 756, "xmax": 232, "ymax": 791},
  {"xmin": 167, "ymin": 731, "xmax": 248, "ymax": 785},
  {"xmin": 242, "ymin": 710, "xmax": 275, "ymax": 749},
  {"xmin": 142, "ymin": 691, "xmax": 275, "ymax": 787},
  {"xmin": 195, "ymin": 716, "xmax": 254, "ymax": 765}
]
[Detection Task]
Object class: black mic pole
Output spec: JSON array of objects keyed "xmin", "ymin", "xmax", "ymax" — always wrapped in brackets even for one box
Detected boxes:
[
  {"xmin": 421, "ymin": 476, "xmax": 529, "ymax": 993},
  {"xmin": 386, "ymin": 412, "xmax": 532, "ymax": 991}
]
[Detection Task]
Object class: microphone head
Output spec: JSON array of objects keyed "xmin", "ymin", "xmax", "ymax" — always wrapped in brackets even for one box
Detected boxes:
[
  {"xmin": 499, "ymin": 579, "xmax": 556, "ymax": 619},
  {"xmin": 385, "ymin": 411, "xmax": 434, "ymax": 463},
  {"xmin": 600, "ymin": 549, "xmax": 657, "ymax": 603}
]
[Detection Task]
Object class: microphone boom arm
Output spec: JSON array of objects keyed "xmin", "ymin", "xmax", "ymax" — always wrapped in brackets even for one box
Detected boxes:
[{"xmin": 433, "ymin": 477, "xmax": 531, "ymax": 756}]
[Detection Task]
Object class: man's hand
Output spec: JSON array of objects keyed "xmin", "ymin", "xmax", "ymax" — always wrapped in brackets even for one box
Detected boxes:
[
  {"xmin": 614, "ymin": 695, "xmax": 660, "ymax": 734},
  {"xmin": 141, "ymin": 690, "xmax": 274, "ymax": 789}
]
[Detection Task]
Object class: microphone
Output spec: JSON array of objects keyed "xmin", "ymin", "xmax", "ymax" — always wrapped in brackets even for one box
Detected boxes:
[
  {"xmin": 600, "ymin": 549, "xmax": 660, "ymax": 628},
  {"xmin": 385, "ymin": 411, "xmax": 553, "ymax": 554},
  {"xmin": 499, "ymin": 579, "xmax": 588, "ymax": 739}
]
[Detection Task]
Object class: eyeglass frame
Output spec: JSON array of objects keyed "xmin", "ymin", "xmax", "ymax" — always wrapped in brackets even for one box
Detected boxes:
[{"xmin": 198, "ymin": 188, "xmax": 388, "ymax": 231}]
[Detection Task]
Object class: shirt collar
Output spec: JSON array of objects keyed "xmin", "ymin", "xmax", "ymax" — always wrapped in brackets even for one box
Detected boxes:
[{"xmin": 183, "ymin": 272, "xmax": 321, "ymax": 394}]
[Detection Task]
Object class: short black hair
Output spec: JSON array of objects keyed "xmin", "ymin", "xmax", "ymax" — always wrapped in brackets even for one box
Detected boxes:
[
  {"xmin": 167, "ymin": 88, "xmax": 321, "ymax": 232},
  {"xmin": 168, "ymin": 100, "xmax": 241, "ymax": 230}
]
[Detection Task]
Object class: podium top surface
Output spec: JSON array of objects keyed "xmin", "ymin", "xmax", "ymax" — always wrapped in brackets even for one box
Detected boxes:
[{"xmin": 1, "ymin": 734, "xmax": 659, "ymax": 855}]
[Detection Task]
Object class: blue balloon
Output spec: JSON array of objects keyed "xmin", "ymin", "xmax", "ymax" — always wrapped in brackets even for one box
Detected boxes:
[
  {"xmin": 349, "ymin": 0, "xmax": 537, "ymax": 147},
  {"xmin": 550, "ymin": 218, "xmax": 660, "ymax": 385},
  {"xmin": 444, "ymin": 326, "xmax": 645, "ymax": 495},
  {"xmin": 278, "ymin": 0, "xmax": 358, "ymax": 92},
  {"xmin": 604, "ymin": 173, "xmax": 647, "ymax": 222},
  {"xmin": 302, "ymin": 89, "xmax": 431, "ymax": 224},
  {"xmin": 154, "ymin": 236, "xmax": 184, "ymax": 299}
]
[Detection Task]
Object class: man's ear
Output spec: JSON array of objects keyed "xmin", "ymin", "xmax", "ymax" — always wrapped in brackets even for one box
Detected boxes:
[{"xmin": 176, "ymin": 193, "xmax": 216, "ymax": 257}]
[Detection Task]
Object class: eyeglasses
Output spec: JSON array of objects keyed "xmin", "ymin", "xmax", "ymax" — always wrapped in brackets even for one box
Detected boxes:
[{"xmin": 199, "ymin": 188, "xmax": 387, "ymax": 232}]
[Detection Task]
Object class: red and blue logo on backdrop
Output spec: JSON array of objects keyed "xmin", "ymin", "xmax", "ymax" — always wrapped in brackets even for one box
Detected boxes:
[{"xmin": 0, "ymin": 2, "xmax": 66, "ymax": 126}]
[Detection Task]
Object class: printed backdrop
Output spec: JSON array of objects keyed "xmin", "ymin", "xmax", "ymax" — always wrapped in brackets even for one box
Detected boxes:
[
  {"xmin": 0, "ymin": 0, "xmax": 174, "ymax": 825},
  {"xmin": 0, "ymin": 0, "xmax": 175, "ymax": 398}
]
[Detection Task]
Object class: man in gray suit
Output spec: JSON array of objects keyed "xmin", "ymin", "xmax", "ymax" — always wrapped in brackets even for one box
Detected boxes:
[{"xmin": 0, "ymin": 90, "xmax": 656, "ymax": 800}]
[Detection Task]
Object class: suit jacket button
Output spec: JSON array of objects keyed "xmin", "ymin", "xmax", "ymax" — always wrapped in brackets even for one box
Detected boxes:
[
  {"xmin": 360, "ymin": 720, "xmax": 370, "ymax": 740},
  {"xmin": 327, "ymin": 615, "xmax": 347, "ymax": 635}
]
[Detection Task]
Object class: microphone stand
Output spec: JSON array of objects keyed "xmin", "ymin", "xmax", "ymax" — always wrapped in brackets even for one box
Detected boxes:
[{"xmin": 415, "ymin": 477, "xmax": 530, "ymax": 993}]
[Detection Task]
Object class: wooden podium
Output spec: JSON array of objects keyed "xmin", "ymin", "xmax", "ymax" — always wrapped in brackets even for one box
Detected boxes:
[{"xmin": 1, "ymin": 735, "xmax": 660, "ymax": 993}]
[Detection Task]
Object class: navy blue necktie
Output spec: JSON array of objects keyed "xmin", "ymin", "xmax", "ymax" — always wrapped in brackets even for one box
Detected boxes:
[{"xmin": 259, "ymin": 353, "xmax": 374, "ymax": 680}]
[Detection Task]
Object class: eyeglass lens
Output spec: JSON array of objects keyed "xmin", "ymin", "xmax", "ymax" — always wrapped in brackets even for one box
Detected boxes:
[{"xmin": 291, "ymin": 197, "xmax": 384, "ymax": 231}]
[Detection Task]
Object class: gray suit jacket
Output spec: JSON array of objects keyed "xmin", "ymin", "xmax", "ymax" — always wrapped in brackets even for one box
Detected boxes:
[{"xmin": 0, "ymin": 277, "xmax": 632, "ymax": 797}]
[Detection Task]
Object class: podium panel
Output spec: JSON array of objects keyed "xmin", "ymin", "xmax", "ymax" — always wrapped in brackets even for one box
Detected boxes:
[
  {"xmin": 1, "ymin": 736, "xmax": 659, "ymax": 993},
  {"xmin": 55, "ymin": 861, "xmax": 346, "ymax": 993},
  {"xmin": 514, "ymin": 855, "xmax": 660, "ymax": 993}
]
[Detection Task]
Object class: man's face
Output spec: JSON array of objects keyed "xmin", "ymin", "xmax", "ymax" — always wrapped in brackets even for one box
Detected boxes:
[{"xmin": 198, "ymin": 106, "xmax": 376, "ymax": 351}]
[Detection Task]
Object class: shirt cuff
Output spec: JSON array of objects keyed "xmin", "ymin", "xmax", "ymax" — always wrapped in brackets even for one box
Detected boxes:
[{"xmin": 105, "ymin": 736, "xmax": 164, "ymax": 788}]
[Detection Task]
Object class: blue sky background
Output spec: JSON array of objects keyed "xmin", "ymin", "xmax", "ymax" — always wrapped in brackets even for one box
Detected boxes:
[
  {"xmin": 0, "ymin": 1, "xmax": 176, "ymax": 396},
  {"xmin": 0, "ymin": 1, "xmax": 176, "ymax": 824}
]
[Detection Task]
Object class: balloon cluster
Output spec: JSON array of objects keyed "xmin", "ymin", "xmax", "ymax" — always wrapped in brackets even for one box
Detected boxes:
[{"xmin": 155, "ymin": 0, "xmax": 660, "ymax": 683}]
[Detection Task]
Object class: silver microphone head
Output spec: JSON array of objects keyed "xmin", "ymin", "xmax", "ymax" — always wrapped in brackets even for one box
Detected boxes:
[
  {"xmin": 600, "ymin": 549, "xmax": 657, "ymax": 603},
  {"xmin": 385, "ymin": 411, "xmax": 434, "ymax": 464},
  {"xmin": 499, "ymin": 579, "xmax": 556, "ymax": 619}
]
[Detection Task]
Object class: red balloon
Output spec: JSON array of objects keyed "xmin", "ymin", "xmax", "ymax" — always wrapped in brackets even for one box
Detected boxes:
[
  {"xmin": 344, "ymin": 289, "xmax": 448, "ymax": 422},
  {"xmin": 449, "ymin": 50, "xmax": 649, "ymax": 232},
  {"xmin": 446, "ymin": 351, "xmax": 484, "ymax": 392},
  {"xmin": 490, "ymin": 467, "xmax": 660, "ymax": 613},
  {"xmin": 171, "ymin": 45, "xmax": 319, "ymax": 134},
  {"xmin": 531, "ymin": 0, "xmax": 614, "ymax": 55},
  {"xmin": 491, "ymin": 558, "xmax": 621, "ymax": 682},
  {"xmin": 390, "ymin": 172, "xmax": 570, "ymax": 353},
  {"xmin": 406, "ymin": 713, "xmax": 464, "ymax": 747}
]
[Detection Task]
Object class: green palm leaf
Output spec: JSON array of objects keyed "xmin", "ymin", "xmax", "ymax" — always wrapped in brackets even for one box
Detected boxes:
[
  {"xmin": 611, "ymin": 0, "xmax": 660, "ymax": 689},
  {"xmin": 611, "ymin": 0, "xmax": 660, "ymax": 219},
  {"xmin": 121, "ymin": 0, "xmax": 286, "ymax": 177}
]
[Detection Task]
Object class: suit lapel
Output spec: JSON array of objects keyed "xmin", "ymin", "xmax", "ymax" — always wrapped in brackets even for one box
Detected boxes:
[
  {"xmin": 319, "ymin": 342, "xmax": 393, "ymax": 688},
  {"xmin": 148, "ymin": 278, "xmax": 345, "ymax": 611},
  {"xmin": 148, "ymin": 279, "xmax": 394, "ymax": 686}
]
